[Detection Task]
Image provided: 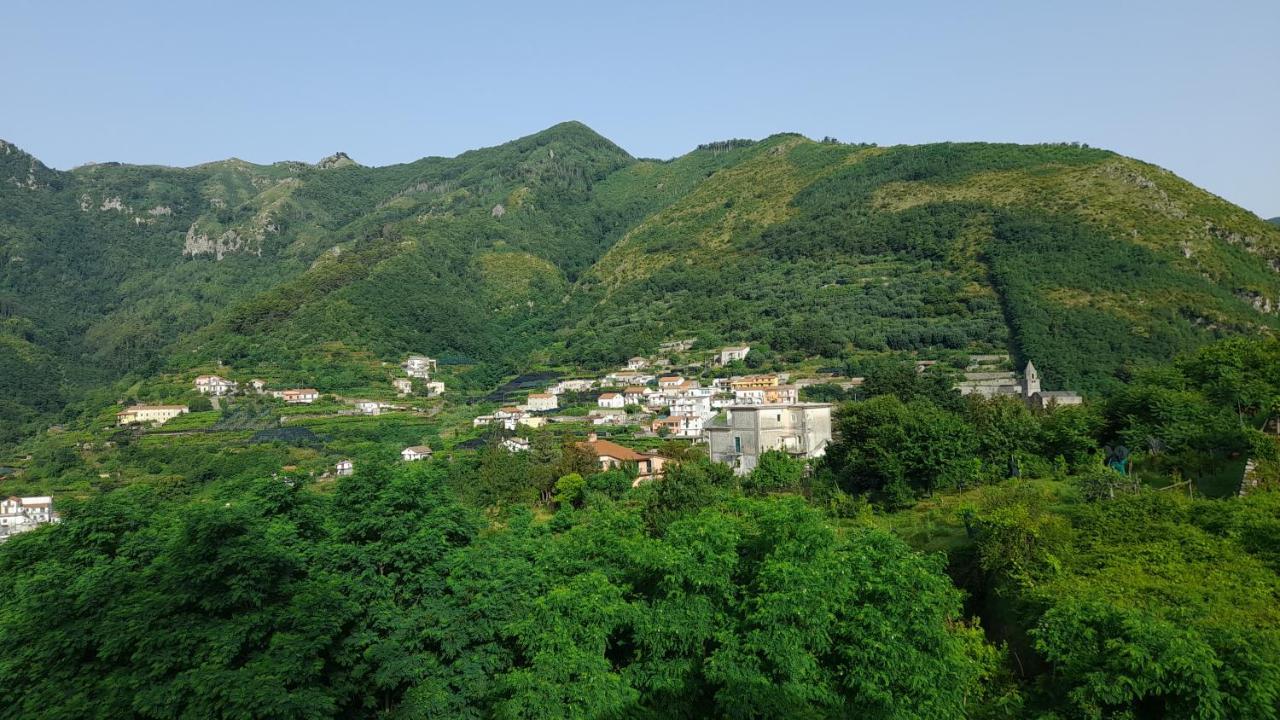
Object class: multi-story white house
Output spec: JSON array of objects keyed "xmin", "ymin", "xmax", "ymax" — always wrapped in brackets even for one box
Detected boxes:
[
  {"xmin": 393, "ymin": 378, "xmax": 414, "ymax": 395},
  {"xmin": 717, "ymin": 345, "xmax": 751, "ymax": 365},
  {"xmin": 0, "ymin": 496, "xmax": 57, "ymax": 542},
  {"xmin": 194, "ymin": 375, "xmax": 237, "ymax": 396},
  {"xmin": 336, "ymin": 459, "xmax": 354, "ymax": 477},
  {"xmin": 670, "ymin": 394, "xmax": 713, "ymax": 418},
  {"xmin": 117, "ymin": 405, "xmax": 189, "ymax": 426},
  {"xmin": 355, "ymin": 400, "xmax": 381, "ymax": 415},
  {"xmin": 652, "ymin": 414, "xmax": 705, "ymax": 439},
  {"xmin": 502, "ymin": 437, "xmax": 531, "ymax": 453},
  {"xmin": 705, "ymin": 403, "xmax": 833, "ymax": 475},
  {"xmin": 626, "ymin": 356, "xmax": 649, "ymax": 370},
  {"xmin": 623, "ymin": 386, "xmax": 649, "ymax": 406},
  {"xmin": 403, "ymin": 355, "xmax": 437, "ymax": 379}
]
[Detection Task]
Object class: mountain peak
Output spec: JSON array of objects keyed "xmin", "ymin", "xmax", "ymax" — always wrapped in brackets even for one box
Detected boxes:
[{"xmin": 316, "ymin": 151, "xmax": 358, "ymax": 169}]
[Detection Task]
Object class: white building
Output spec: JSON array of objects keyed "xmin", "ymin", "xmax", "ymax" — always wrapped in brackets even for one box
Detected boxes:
[
  {"xmin": 401, "ymin": 445, "xmax": 433, "ymax": 462},
  {"xmin": 336, "ymin": 459, "xmax": 354, "ymax": 477},
  {"xmin": 403, "ymin": 355, "xmax": 438, "ymax": 379},
  {"xmin": 194, "ymin": 375, "xmax": 237, "ymax": 396},
  {"xmin": 605, "ymin": 370, "xmax": 655, "ymax": 386},
  {"xmin": 718, "ymin": 345, "xmax": 751, "ymax": 365},
  {"xmin": 425, "ymin": 381, "xmax": 445, "ymax": 396},
  {"xmin": 356, "ymin": 400, "xmax": 381, "ymax": 415},
  {"xmin": 525, "ymin": 393, "xmax": 558, "ymax": 412},
  {"xmin": 393, "ymin": 378, "xmax": 414, "ymax": 395},
  {"xmin": 670, "ymin": 393, "xmax": 713, "ymax": 418},
  {"xmin": 117, "ymin": 404, "xmax": 189, "ymax": 426},
  {"xmin": 652, "ymin": 413, "xmax": 705, "ymax": 438},
  {"xmin": 551, "ymin": 379, "xmax": 597, "ymax": 394},
  {"xmin": 705, "ymin": 403, "xmax": 833, "ymax": 475},
  {"xmin": 623, "ymin": 386, "xmax": 649, "ymax": 406},
  {"xmin": 626, "ymin": 356, "xmax": 649, "ymax": 370},
  {"xmin": 597, "ymin": 392, "xmax": 626, "ymax": 409},
  {"xmin": 0, "ymin": 496, "xmax": 57, "ymax": 542},
  {"xmin": 502, "ymin": 437, "xmax": 531, "ymax": 453}
]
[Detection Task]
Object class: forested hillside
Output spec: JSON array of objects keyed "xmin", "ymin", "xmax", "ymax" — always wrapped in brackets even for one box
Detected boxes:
[{"xmin": 3, "ymin": 125, "xmax": 1279, "ymax": 438}]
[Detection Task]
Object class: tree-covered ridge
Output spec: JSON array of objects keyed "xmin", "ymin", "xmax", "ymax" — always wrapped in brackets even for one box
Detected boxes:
[
  {"xmin": 3, "ymin": 125, "xmax": 1280, "ymax": 436},
  {"xmin": 562, "ymin": 140, "xmax": 1280, "ymax": 388}
]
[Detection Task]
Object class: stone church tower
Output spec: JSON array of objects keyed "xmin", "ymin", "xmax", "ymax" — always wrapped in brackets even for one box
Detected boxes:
[{"xmin": 1023, "ymin": 361, "xmax": 1041, "ymax": 398}]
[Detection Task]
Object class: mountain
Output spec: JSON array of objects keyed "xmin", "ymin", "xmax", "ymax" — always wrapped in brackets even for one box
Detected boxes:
[
  {"xmin": 1268, "ymin": 216, "xmax": 1280, "ymax": 226},
  {"xmin": 3, "ymin": 125, "xmax": 1279, "ymax": 441}
]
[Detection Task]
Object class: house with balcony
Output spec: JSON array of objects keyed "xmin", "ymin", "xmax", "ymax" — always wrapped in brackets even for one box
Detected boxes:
[{"xmin": 705, "ymin": 403, "xmax": 833, "ymax": 475}]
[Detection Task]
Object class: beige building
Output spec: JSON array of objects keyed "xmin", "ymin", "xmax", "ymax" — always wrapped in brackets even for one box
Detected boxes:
[
  {"xmin": 117, "ymin": 404, "xmax": 189, "ymax": 426},
  {"xmin": 705, "ymin": 403, "xmax": 833, "ymax": 475},
  {"xmin": 525, "ymin": 393, "xmax": 558, "ymax": 412},
  {"xmin": 577, "ymin": 433, "xmax": 667, "ymax": 484}
]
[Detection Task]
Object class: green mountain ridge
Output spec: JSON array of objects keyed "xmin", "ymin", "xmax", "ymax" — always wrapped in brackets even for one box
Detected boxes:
[{"xmin": 3, "ymin": 123, "xmax": 1279, "ymax": 441}]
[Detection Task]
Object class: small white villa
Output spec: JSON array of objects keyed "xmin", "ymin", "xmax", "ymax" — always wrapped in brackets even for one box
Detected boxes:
[
  {"xmin": 401, "ymin": 445, "xmax": 433, "ymax": 462},
  {"xmin": 194, "ymin": 375, "xmax": 237, "ymax": 396},
  {"xmin": 336, "ymin": 459, "xmax": 354, "ymax": 477},
  {"xmin": 598, "ymin": 392, "xmax": 626, "ymax": 409}
]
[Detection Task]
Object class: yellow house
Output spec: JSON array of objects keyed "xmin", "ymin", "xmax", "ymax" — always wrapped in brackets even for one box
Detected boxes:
[
  {"xmin": 117, "ymin": 405, "xmax": 189, "ymax": 426},
  {"xmin": 731, "ymin": 374, "xmax": 780, "ymax": 390}
]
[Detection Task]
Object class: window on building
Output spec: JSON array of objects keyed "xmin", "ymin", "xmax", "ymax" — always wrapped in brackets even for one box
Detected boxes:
[{"xmin": 734, "ymin": 436, "xmax": 742, "ymax": 453}]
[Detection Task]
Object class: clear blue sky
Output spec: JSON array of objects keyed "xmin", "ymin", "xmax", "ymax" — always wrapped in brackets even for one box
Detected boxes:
[{"xmin": 4, "ymin": 0, "xmax": 1277, "ymax": 216}]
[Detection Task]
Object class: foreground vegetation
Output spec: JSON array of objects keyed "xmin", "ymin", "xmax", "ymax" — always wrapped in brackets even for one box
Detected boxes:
[{"xmin": 2, "ymin": 337, "xmax": 1278, "ymax": 718}]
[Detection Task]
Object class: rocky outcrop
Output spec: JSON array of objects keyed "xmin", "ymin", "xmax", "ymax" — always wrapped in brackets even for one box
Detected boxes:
[
  {"xmin": 183, "ymin": 224, "xmax": 262, "ymax": 260},
  {"xmin": 316, "ymin": 151, "xmax": 357, "ymax": 169}
]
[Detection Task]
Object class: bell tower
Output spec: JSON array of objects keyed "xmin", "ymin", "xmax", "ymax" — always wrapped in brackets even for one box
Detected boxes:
[{"xmin": 1023, "ymin": 361, "xmax": 1041, "ymax": 398}]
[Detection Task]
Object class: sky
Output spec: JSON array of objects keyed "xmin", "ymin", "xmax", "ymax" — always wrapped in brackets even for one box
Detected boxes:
[{"xmin": 4, "ymin": 0, "xmax": 1277, "ymax": 216}]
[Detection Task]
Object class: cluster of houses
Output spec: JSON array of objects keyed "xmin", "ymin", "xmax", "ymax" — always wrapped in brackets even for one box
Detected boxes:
[
  {"xmin": 0, "ymin": 496, "xmax": 57, "ymax": 542},
  {"xmin": 463, "ymin": 345, "xmax": 838, "ymax": 477},
  {"xmin": 196, "ymin": 374, "xmax": 321, "ymax": 403},
  {"xmin": 956, "ymin": 357, "xmax": 1082, "ymax": 409},
  {"xmin": 591, "ymin": 368, "xmax": 800, "ymax": 440},
  {"xmin": 398, "ymin": 355, "xmax": 445, "ymax": 397}
]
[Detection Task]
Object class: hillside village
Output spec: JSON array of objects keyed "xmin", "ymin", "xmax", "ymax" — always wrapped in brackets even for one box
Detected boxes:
[{"xmin": 88, "ymin": 341, "xmax": 1089, "ymax": 489}]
